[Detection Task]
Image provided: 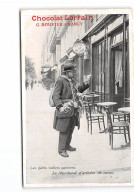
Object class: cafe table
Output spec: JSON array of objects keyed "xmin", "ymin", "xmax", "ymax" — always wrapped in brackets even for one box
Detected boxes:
[
  {"xmin": 83, "ymin": 94, "xmax": 100, "ymax": 98},
  {"xmin": 97, "ymin": 102, "xmax": 117, "ymax": 133},
  {"xmin": 118, "ymin": 107, "xmax": 130, "ymax": 113}
]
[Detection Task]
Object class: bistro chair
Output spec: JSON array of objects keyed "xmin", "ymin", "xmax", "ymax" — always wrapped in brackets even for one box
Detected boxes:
[
  {"xmin": 82, "ymin": 93, "xmax": 100, "ymax": 113},
  {"xmin": 113, "ymin": 112, "xmax": 130, "ymax": 123},
  {"xmin": 84, "ymin": 102, "xmax": 105, "ymax": 134},
  {"xmin": 82, "ymin": 95, "xmax": 92, "ymax": 113},
  {"xmin": 92, "ymin": 96, "xmax": 100, "ymax": 112},
  {"xmin": 125, "ymin": 113, "xmax": 130, "ymax": 123},
  {"xmin": 106, "ymin": 108, "xmax": 130, "ymax": 149},
  {"xmin": 125, "ymin": 97, "xmax": 130, "ymax": 107},
  {"xmin": 113, "ymin": 112, "xmax": 126, "ymax": 122}
]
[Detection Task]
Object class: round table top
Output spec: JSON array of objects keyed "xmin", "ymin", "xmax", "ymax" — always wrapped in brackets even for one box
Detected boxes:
[
  {"xmin": 118, "ymin": 107, "xmax": 130, "ymax": 113},
  {"xmin": 83, "ymin": 94, "xmax": 100, "ymax": 98},
  {"xmin": 97, "ymin": 102, "xmax": 117, "ymax": 107}
]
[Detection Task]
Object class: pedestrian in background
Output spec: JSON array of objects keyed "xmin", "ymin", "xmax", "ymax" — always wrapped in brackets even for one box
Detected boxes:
[
  {"xmin": 25, "ymin": 80, "xmax": 29, "ymax": 90},
  {"xmin": 30, "ymin": 80, "xmax": 34, "ymax": 89}
]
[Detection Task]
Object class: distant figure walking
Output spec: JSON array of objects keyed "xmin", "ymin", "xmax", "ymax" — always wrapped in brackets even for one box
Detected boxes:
[
  {"xmin": 31, "ymin": 81, "xmax": 34, "ymax": 89},
  {"xmin": 25, "ymin": 80, "xmax": 29, "ymax": 90}
]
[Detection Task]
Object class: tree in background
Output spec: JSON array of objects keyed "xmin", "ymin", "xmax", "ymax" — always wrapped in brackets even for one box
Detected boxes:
[{"xmin": 25, "ymin": 56, "xmax": 37, "ymax": 81}]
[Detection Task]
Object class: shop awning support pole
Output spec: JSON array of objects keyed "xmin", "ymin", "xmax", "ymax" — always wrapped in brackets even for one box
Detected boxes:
[
  {"xmin": 79, "ymin": 56, "xmax": 83, "ymax": 85},
  {"xmin": 104, "ymin": 26, "xmax": 106, "ymax": 102},
  {"xmin": 123, "ymin": 14, "xmax": 126, "ymax": 106}
]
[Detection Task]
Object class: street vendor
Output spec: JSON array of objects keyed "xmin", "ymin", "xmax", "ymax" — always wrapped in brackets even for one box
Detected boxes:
[{"xmin": 53, "ymin": 59, "xmax": 91, "ymax": 157}]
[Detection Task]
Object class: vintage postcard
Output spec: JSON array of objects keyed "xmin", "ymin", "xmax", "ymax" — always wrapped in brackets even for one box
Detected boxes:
[{"xmin": 20, "ymin": 9, "xmax": 134, "ymax": 187}]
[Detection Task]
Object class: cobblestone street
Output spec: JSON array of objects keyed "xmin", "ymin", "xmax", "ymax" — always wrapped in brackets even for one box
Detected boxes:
[{"xmin": 26, "ymin": 85, "xmax": 131, "ymax": 185}]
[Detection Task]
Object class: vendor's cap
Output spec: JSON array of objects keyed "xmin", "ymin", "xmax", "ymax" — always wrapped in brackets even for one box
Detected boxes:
[{"xmin": 63, "ymin": 59, "xmax": 74, "ymax": 71}]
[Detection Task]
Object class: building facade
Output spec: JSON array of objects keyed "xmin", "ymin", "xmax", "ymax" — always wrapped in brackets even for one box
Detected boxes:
[
  {"xmin": 84, "ymin": 14, "xmax": 129, "ymax": 109},
  {"xmin": 41, "ymin": 14, "xmax": 129, "ymax": 109}
]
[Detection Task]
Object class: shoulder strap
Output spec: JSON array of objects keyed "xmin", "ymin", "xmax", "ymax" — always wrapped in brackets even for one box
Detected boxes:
[{"xmin": 69, "ymin": 82, "xmax": 76, "ymax": 102}]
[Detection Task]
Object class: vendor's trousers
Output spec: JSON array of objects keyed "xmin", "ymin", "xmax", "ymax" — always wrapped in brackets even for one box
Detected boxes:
[{"xmin": 58, "ymin": 117, "xmax": 76, "ymax": 153}]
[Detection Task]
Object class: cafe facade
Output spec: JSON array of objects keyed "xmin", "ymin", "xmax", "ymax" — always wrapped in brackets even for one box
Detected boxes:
[
  {"xmin": 41, "ymin": 14, "xmax": 130, "ymax": 109},
  {"xmin": 81, "ymin": 14, "xmax": 129, "ymax": 108}
]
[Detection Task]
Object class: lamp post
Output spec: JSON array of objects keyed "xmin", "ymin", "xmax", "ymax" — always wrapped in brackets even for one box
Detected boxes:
[{"xmin": 72, "ymin": 39, "xmax": 86, "ymax": 85}]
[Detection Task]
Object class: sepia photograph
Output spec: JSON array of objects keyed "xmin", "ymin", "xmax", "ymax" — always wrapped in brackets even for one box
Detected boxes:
[{"xmin": 21, "ymin": 9, "xmax": 133, "ymax": 187}]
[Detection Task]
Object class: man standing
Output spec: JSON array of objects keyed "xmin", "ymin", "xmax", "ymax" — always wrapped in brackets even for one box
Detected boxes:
[{"xmin": 53, "ymin": 60, "xmax": 91, "ymax": 157}]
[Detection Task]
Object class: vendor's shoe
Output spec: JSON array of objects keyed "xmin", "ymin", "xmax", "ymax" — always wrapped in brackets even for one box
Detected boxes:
[
  {"xmin": 66, "ymin": 146, "xmax": 76, "ymax": 151},
  {"xmin": 59, "ymin": 152, "xmax": 69, "ymax": 157}
]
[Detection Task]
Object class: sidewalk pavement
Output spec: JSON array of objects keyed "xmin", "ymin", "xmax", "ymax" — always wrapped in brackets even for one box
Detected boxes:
[{"xmin": 25, "ymin": 85, "xmax": 131, "ymax": 184}]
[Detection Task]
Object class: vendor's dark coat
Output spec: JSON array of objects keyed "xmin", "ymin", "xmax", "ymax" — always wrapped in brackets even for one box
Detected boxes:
[{"xmin": 53, "ymin": 76, "xmax": 89, "ymax": 132}]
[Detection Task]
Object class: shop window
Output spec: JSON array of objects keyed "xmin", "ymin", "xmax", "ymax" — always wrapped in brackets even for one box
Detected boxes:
[{"xmin": 92, "ymin": 41, "xmax": 105, "ymax": 101}]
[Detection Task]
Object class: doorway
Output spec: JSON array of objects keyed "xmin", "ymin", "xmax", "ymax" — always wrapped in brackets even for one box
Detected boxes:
[{"xmin": 110, "ymin": 44, "xmax": 124, "ymax": 110}]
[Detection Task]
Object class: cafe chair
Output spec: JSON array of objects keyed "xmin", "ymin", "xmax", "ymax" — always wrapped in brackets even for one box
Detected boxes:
[
  {"xmin": 113, "ymin": 112, "xmax": 126, "ymax": 122},
  {"xmin": 106, "ymin": 108, "xmax": 130, "ymax": 149},
  {"xmin": 82, "ymin": 93, "xmax": 100, "ymax": 113},
  {"xmin": 113, "ymin": 112, "xmax": 130, "ymax": 123},
  {"xmin": 82, "ymin": 95, "xmax": 93, "ymax": 114},
  {"xmin": 93, "ymin": 97, "xmax": 100, "ymax": 112},
  {"xmin": 84, "ymin": 102, "xmax": 105, "ymax": 134},
  {"xmin": 125, "ymin": 97, "xmax": 130, "ymax": 107},
  {"xmin": 125, "ymin": 113, "xmax": 130, "ymax": 123}
]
